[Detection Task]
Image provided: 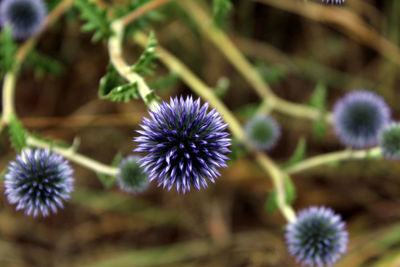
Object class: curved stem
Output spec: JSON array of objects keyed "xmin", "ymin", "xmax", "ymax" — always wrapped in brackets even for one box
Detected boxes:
[
  {"xmin": 179, "ymin": 0, "xmax": 329, "ymax": 123},
  {"xmin": 285, "ymin": 147, "xmax": 382, "ymax": 175},
  {"xmin": 133, "ymin": 32, "xmax": 296, "ymax": 223},
  {"xmin": 108, "ymin": 20, "xmax": 159, "ymax": 110},
  {"xmin": 26, "ymin": 135, "xmax": 118, "ymax": 176},
  {"xmin": 1, "ymin": 72, "xmax": 16, "ymax": 124}
]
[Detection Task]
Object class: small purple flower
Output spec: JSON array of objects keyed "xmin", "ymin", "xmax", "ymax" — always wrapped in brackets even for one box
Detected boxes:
[
  {"xmin": 333, "ymin": 90, "xmax": 390, "ymax": 148},
  {"xmin": 4, "ymin": 148, "xmax": 74, "ymax": 217},
  {"xmin": 244, "ymin": 115, "xmax": 280, "ymax": 151},
  {"xmin": 134, "ymin": 96, "xmax": 231, "ymax": 193},
  {"xmin": 0, "ymin": 0, "xmax": 47, "ymax": 40},
  {"xmin": 286, "ymin": 206, "xmax": 348, "ymax": 267},
  {"xmin": 116, "ymin": 155, "xmax": 149, "ymax": 194},
  {"xmin": 379, "ymin": 122, "xmax": 400, "ymax": 160},
  {"xmin": 322, "ymin": 0, "xmax": 345, "ymax": 4}
]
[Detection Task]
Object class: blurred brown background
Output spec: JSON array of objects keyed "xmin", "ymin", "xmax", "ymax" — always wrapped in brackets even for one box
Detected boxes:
[{"xmin": 1, "ymin": 0, "xmax": 400, "ymax": 266}]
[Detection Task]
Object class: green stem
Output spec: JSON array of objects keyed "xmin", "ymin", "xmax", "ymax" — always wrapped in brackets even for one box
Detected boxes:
[
  {"xmin": 285, "ymin": 147, "xmax": 382, "ymax": 175},
  {"xmin": 179, "ymin": 0, "xmax": 329, "ymax": 122},
  {"xmin": 26, "ymin": 135, "xmax": 118, "ymax": 176},
  {"xmin": 134, "ymin": 31, "xmax": 296, "ymax": 223},
  {"xmin": 108, "ymin": 20, "xmax": 159, "ymax": 110},
  {"xmin": 1, "ymin": 71, "xmax": 16, "ymax": 124}
]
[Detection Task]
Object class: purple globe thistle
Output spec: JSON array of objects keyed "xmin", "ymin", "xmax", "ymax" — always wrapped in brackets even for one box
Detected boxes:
[
  {"xmin": 4, "ymin": 148, "xmax": 74, "ymax": 217},
  {"xmin": 244, "ymin": 115, "xmax": 280, "ymax": 151},
  {"xmin": 0, "ymin": 0, "xmax": 47, "ymax": 40},
  {"xmin": 322, "ymin": 0, "xmax": 345, "ymax": 4},
  {"xmin": 116, "ymin": 155, "xmax": 149, "ymax": 194},
  {"xmin": 134, "ymin": 96, "xmax": 231, "ymax": 193},
  {"xmin": 379, "ymin": 122, "xmax": 400, "ymax": 160},
  {"xmin": 333, "ymin": 90, "xmax": 390, "ymax": 149},
  {"xmin": 285, "ymin": 206, "xmax": 348, "ymax": 267}
]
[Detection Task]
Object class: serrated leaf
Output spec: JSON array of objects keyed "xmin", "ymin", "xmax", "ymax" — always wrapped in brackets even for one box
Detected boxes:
[
  {"xmin": 99, "ymin": 64, "xmax": 125, "ymax": 98},
  {"xmin": 25, "ymin": 50, "xmax": 64, "ymax": 78},
  {"xmin": 212, "ymin": 0, "xmax": 232, "ymax": 28},
  {"xmin": 106, "ymin": 83, "xmax": 140, "ymax": 102},
  {"xmin": 74, "ymin": 0, "xmax": 112, "ymax": 42},
  {"xmin": 309, "ymin": 82, "xmax": 327, "ymax": 140},
  {"xmin": 130, "ymin": 32, "xmax": 159, "ymax": 75},
  {"xmin": 0, "ymin": 26, "xmax": 18, "ymax": 75},
  {"xmin": 282, "ymin": 138, "xmax": 306, "ymax": 168},
  {"xmin": 8, "ymin": 114, "xmax": 27, "ymax": 152},
  {"xmin": 265, "ymin": 175, "xmax": 296, "ymax": 213}
]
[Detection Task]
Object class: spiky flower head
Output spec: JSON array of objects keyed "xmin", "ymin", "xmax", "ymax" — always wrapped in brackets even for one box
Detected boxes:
[
  {"xmin": 134, "ymin": 96, "xmax": 231, "ymax": 193},
  {"xmin": 333, "ymin": 90, "xmax": 390, "ymax": 148},
  {"xmin": 0, "ymin": 0, "xmax": 47, "ymax": 40},
  {"xmin": 285, "ymin": 206, "xmax": 348, "ymax": 267},
  {"xmin": 4, "ymin": 148, "xmax": 74, "ymax": 217},
  {"xmin": 244, "ymin": 115, "xmax": 280, "ymax": 151},
  {"xmin": 116, "ymin": 155, "xmax": 149, "ymax": 194},
  {"xmin": 322, "ymin": 0, "xmax": 345, "ymax": 4},
  {"xmin": 379, "ymin": 123, "xmax": 400, "ymax": 160}
]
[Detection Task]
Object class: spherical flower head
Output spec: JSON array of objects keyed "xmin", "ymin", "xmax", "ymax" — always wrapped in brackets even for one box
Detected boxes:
[
  {"xmin": 0, "ymin": 0, "xmax": 47, "ymax": 40},
  {"xmin": 134, "ymin": 96, "xmax": 231, "ymax": 193},
  {"xmin": 4, "ymin": 148, "xmax": 74, "ymax": 217},
  {"xmin": 322, "ymin": 0, "xmax": 345, "ymax": 4},
  {"xmin": 379, "ymin": 122, "xmax": 400, "ymax": 160},
  {"xmin": 333, "ymin": 90, "xmax": 390, "ymax": 149},
  {"xmin": 244, "ymin": 115, "xmax": 280, "ymax": 151},
  {"xmin": 285, "ymin": 206, "xmax": 348, "ymax": 267},
  {"xmin": 116, "ymin": 155, "xmax": 149, "ymax": 194}
]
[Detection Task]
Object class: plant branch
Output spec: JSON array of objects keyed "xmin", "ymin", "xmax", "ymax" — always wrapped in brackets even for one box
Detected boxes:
[
  {"xmin": 133, "ymin": 31, "xmax": 296, "ymax": 223},
  {"xmin": 179, "ymin": 0, "xmax": 329, "ymax": 123},
  {"xmin": 120, "ymin": 0, "xmax": 173, "ymax": 26},
  {"xmin": 285, "ymin": 147, "xmax": 382, "ymax": 175},
  {"xmin": 26, "ymin": 135, "xmax": 118, "ymax": 176},
  {"xmin": 108, "ymin": 20, "xmax": 159, "ymax": 110}
]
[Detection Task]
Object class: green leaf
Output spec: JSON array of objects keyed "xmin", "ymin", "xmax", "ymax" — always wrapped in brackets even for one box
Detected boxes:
[
  {"xmin": 309, "ymin": 82, "xmax": 327, "ymax": 140},
  {"xmin": 212, "ymin": 0, "xmax": 232, "ymax": 28},
  {"xmin": 282, "ymin": 138, "xmax": 306, "ymax": 168},
  {"xmin": 8, "ymin": 114, "xmax": 27, "ymax": 152},
  {"xmin": 103, "ymin": 82, "xmax": 140, "ymax": 103},
  {"xmin": 130, "ymin": 32, "xmax": 159, "ymax": 75},
  {"xmin": 97, "ymin": 152, "xmax": 122, "ymax": 189},
  {"xmin": 265, "ymin": 175, "xmax": 296, "ymax": 213},
  {"xmin": 25, "ymin": 50, "xmax": 64, "ymax": 78},
  {"xmin": 99, "ymin": 64, "xmax": 125, "ymax": 98},
  {"xmin": 0, "ymin": 26, "xmax": 18, "ymax": 75},
  {"xmin": 74, "ymin": 0, "xmax": 112, "ymax": 42}
]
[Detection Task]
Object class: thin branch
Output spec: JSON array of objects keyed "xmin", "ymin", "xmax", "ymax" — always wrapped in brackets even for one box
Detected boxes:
[
  {"xmin": 26, "ymin": 135, "xmax": 118, "ymax": 176},
  {"xmin": 285, "ymin": 147, "xmax": 382, "ymax": 175},
  {"xmin": 179, "ymin": 0, "xmax": 329, "ymax": 123},
  {"xmin": 120, "ymin": 0, "xmax": 173, "ymax": 26},
  {"xmin": 134, "ymin": 31, "xmax": 296, "ymax": 223},
  {"xmin": 255, "ymin": 0, "xmax": 400, "ymax": 66}
]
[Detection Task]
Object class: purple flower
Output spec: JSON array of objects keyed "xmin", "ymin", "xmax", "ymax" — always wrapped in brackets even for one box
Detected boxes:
[
  {"xmin": 116, "ymin": 155, "xmax": 149, "ymax": 194},
  {"xmin": 4, "ymin": 148, "xmax": 74, "ymax": 217},
  {"xmin": 286, "ymin": 206, "xmax": 348, "ymax": 267},
  {"xmin": 0, "ymin": 0, "xmax": 47, "ymax": 40},
  {"xmin": 322, "ymin": 0, "xmax": 345, "ymax": 4},
  {"xmin": 244, "ymin": 115, "xmax": 280, "ymax": 151},
  {"xmin": 333, "ymin": 90, "xmax": 390, "ymax": 148},
  {"xmin": 134, "ymin": 96, "xmax": 231, "ymax": 193},
  {"xmin": 379, "ymin": 122, "xmax": 400, "ymax": 160}
]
